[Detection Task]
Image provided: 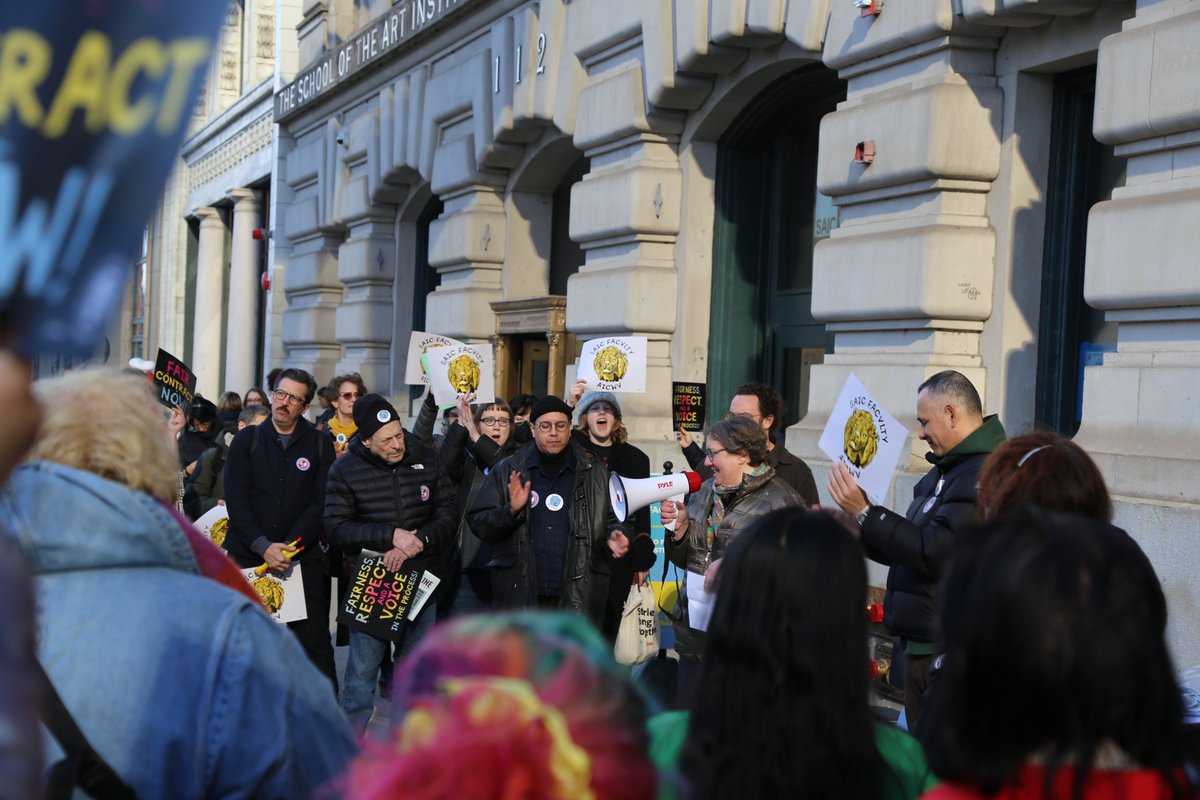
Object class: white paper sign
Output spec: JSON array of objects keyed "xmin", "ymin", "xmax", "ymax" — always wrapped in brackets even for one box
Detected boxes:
[
  {"xmin": 241, "ymin": 563, "xmax": 308, "ymax": 624},
  {"xmin": 407, "ymin": 571, "xmax": 442, "ymax": 621},
  {"xmin": 194, "ymin": 504, "xmax": 229, "ymax": 548},
  {"xmin": 685, "ymin": 570, "xmax": 714, "ymax": 633},
  {"xmin": 425, "ymin": 343, "xmax": 495, "ymax": 405},
  {"xmin": 576, "ymin": 336, "xmax": 647, "ymax": 393},
  {"xmin": 404, "ymin": 331, "xmax": 465, "ymax": 385},
  {"xmin": 818, "ymin": 372, "xmax": 910, "ymax": 505}
]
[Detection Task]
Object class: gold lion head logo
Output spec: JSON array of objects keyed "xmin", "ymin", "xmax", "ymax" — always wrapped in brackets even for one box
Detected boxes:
[
  {"xmin": 843, "ymin": 409, "xmax": 880, "ymax": 468},
  {"xmin": 447, "ymin": 354, "xmax": 481, "ymax": 394},
  {"xmin": 251, "ymin": 576, "xmax": 285, "ymax": 614},
  {"xmin": 593, "ymin": 346, "xmax": 628, "ymax": 382},
  {"xmin": 209, "ymin": 517, "xmax": 228, "ymax": 548}
]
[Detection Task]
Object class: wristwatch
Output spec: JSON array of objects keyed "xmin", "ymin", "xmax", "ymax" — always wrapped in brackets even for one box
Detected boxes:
[{"xmin": 855, "ymin": 506, "xmax": 871, "ymax": 526}]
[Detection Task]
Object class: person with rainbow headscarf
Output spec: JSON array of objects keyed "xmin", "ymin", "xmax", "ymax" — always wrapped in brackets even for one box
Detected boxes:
[{"xmin": 333, "ymin": 612, "xmax": 661, "ymax": 800}]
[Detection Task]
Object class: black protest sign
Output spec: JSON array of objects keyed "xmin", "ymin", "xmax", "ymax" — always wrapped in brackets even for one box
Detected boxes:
[
  {"xmin": 0, "ymin": 5, "xmax": 225, "ymax": 357},
  {"xmin": 672, "ymin": 382, "xmax": 706, "ymax": 432},
  {"xmin": 152, "ymin": 348, "xmax": 195, "ymax": 410},
  {"xmin": 338, "ymin": 554, "xmax": 427, "ymax": 642}
]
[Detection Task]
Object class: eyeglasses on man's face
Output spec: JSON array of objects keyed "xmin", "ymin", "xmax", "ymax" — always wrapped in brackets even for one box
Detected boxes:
[
  {"xmin": 535, "ymin": 420, "xmax": 570, "ymax": 433},
  {"xmin": 272, "ymin": 388, "xmax": 307, "ymax": 407},
  {"xmin": 479, "ymin": 416, "xmax": 511, "ymax": 428}
]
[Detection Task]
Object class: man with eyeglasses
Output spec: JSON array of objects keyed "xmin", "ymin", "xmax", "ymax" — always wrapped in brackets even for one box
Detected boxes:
[
  {"xmin": 224, "ymin": 367, "xmax": 339, "ymax": 689},
  {"xmin": 466, "ymin": 396, "xmax": 631, "ymax": 626},
  {"xmin": 320, "ymin": 372, "xmax": 367, "ymax": 458},
  {"xmin": 677, "ymin": 381, "xmax": 819, "ymax": 506}
]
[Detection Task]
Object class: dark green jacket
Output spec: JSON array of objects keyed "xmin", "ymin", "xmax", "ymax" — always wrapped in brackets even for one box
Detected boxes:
[{"xmin": 860, "ymin": 414, "xmax": 1006, "ymax": 646}]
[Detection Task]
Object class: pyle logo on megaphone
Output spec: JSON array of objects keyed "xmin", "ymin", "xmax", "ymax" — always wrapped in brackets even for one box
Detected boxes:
[{"xmin": 609, "ymin": 471, "xmax": 702, "ymax": 522}]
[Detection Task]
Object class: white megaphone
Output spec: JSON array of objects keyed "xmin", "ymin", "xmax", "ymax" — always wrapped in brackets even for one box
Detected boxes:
[{"xmin": 609, "ymin": 471, "xmax": 703, "ymax": 523}]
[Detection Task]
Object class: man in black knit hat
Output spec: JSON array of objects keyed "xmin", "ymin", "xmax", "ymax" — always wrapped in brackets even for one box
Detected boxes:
[
  {"xmin": 324, "ymin": 392, "xmax": 457, "ymax": 733},
  {"xmin": 465, "ymin": 396, "xmax": 630, "ymax": 626}
]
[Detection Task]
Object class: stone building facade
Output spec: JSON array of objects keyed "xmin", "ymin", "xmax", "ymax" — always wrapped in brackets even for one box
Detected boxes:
[{"xmin": 166, "ymin": 0, "xmax": 1197, "ymax": 663}]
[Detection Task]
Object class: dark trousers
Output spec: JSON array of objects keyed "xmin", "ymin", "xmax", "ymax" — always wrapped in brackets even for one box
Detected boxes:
[
  {"xmin": 903, "ymin": 652, "xmax": 936, "ymax": 729},
  {"xmin": 441, "ymin": 569, "xmax": 493, "ymax": 618},
  {"xmin": 287, "ymin": 559, "xmax": 336, "ymax": 692},
  {"xmin": 675, "ymin": 652, "xmax": 702, "ymax": 710}
]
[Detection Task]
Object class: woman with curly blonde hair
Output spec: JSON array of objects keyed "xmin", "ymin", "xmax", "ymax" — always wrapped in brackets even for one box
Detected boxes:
[
  {"xmin": 27, "ymin": 369, "xmax": 183, "ymax": 503},
  {"xmin": 2, "ymin": 367, "xmax": 357, "ymax": 797}
]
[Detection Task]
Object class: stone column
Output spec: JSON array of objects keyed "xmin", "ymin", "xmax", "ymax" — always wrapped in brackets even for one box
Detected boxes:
[
  {"xmin": 225, "ymin": 189, "xmax": 261, "ymax": 395},
  {"xmin": 192, "ymin": 207, "xmax": 226, "ymax": 398},
  {"xmin": 1073, "ymin": 5, "xmax": 1200, "ymax": 664},
  {"xmin": 546, "ymin": 330, "xmax": 565, "ymax": 401},
  {"xmin": 493, "ymin": 334, "xmax": 515, "ymax": 403},
  {"xmin": 425, "ymin": 186, "xmax": 506, "ymax": 341},
  {"xmin": 335, "ymin": 205, "xmax": 398, "ymax": 393},
  {"xmin": 566, "ymin": 56, "xmax": 684, "ymax": 467},
  {"xmin": 281, "ymin": 229, "xmax": 343, "ymax": 384},
  {"xmin": 1076, "ymin": 7, "xmax": 1200, "ymax": 507},
  {"xmin": 789, "ymin": 13, "xmax": 1004, "ymax": 499}
]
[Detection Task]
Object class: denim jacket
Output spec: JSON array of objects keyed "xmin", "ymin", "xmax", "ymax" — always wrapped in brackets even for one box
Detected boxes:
[{"xmin": 0, "ymin": 462, "xmax": 358, "ymax": 799}]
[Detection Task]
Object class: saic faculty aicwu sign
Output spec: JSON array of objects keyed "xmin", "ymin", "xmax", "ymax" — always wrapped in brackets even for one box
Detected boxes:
[{"xmin": 274, "ymin": 0, "xmax": 480, "ymax": 120}]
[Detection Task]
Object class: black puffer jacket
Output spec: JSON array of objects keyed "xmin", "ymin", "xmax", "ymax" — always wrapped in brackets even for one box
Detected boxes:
[
  {"xmin": 859, "ymin": 415, "xmax": 1006, "ymax": 645},
  {"xmin": 324, "ymin": 432, "xmax": 458, "ymax": 568},
  {"xmin": 465, "ymin": 441, "xmax": 627, "ymax": 625}
]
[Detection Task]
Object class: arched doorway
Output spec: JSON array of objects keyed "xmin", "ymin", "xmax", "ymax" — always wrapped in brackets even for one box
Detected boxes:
[{"xmin": 708, "ymin": 65, "xmax": 846, "ymax": 425}]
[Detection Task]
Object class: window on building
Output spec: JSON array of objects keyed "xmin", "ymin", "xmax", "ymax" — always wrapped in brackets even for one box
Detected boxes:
[
  {"xmin": 708, "ymin": 65, "xmax": 846, "ymax": 427},
  {"xmin": 1035, "ymin": 66, "xmax": 1125, "ymax": 435},
  {"xmin": 549, "ymin": 156, "xmax": 589, "ymax": 295},
  {"xmin": 409, "ymin": 194, "xmax": 444, "ymax": 405},
  {"xmin": 129, "ymin": 227, "xmax": 148, "ymax": 360}
]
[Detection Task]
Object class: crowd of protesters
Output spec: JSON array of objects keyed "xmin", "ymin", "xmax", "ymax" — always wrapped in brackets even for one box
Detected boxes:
[{"xmin": 0, "ymin": 362, "xmax": 1196, "ymax": 800}]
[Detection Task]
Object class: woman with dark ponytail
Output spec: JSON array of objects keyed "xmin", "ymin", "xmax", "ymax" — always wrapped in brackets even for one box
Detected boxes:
[
  {"xmin": 666, "ymin": 508, "xmax": 934, "ymax": 799},
  {"xmin": 921, "ymin": 507, "xmax": 1196, "ymax": 800}
]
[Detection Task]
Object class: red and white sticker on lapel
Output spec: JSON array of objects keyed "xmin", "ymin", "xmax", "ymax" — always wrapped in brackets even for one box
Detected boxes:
[
  {"xmin": 529, "ymin": 490, "xmax": 540, "ymax": 508},
  {"xmin": 296, "ymin": 457, "xmax": 311, "ymax": 472},
  {"xmin": 420, "ymin": 485, "xmax": 430, "ymax": 502}
]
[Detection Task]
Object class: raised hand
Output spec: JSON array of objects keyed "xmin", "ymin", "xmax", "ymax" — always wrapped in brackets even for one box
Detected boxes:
[
  {"xmin": 661, "ymin": 500, "xmax": 689, "ymax": 540},
  {"xmin": 508, "ymin": 470, "xmax": 532, "ymax": 515},
  {"xmin": 566, "ymin": 378, "xmax": 586, "ymax": 407},
  {"xmin": 827, "ymin": 461, "xmax": 870, "ymax": 517},
  {"xmin": 457, "ymin": 393, "xmax": 480, "ymax": 441}
]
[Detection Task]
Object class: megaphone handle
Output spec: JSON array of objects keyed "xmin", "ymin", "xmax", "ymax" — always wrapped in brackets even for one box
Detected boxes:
[{"xmin": 661, "ymin": 493, "xmax": 686, "ymax": 531}]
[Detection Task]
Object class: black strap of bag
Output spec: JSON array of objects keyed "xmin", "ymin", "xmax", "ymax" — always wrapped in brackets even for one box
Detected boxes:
[
  {"xmin": 36, "ymin": 660, "xmax": 138, "ymax": 800},
  {"xmin": 657, "ymin": 462, "xmax": 686, "ymax": 624}
]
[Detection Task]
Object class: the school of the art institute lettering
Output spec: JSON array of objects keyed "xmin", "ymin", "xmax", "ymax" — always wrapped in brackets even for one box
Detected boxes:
[{"xmin": 274, "ymin": 0, "xmax": 477, "ymax": 120}]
